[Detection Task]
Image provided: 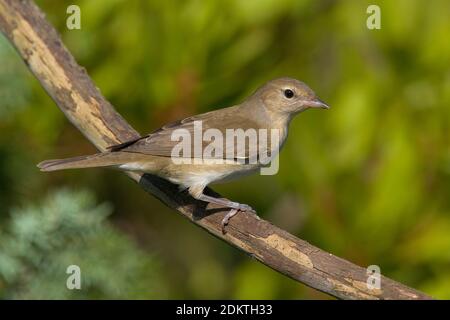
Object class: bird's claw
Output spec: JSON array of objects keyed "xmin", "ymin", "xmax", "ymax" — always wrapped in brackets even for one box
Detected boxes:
[
  {"xmin": 221, "ymin": 204, "xmax": 258, "ymax": 234},
  {"xmin": 237, "ymin": 203, "xmax": 255, "ymax": 213},
  {"xmin": 221, "ymin": 208, "xmax": 238, "ymax": 234}
]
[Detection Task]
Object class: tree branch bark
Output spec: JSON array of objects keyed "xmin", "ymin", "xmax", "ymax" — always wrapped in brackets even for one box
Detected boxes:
[{"xmin": 0, "ymin": 0, "xmax": 432, "ymax": 300}]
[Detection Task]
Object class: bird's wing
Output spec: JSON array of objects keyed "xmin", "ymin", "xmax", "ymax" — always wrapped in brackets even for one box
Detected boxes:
[{"xmin": 107, "ymin": 106, "xmax": 269, "ymax": 160}]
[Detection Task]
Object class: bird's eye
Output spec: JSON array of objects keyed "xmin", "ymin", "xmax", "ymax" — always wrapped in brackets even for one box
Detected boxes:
[{"xmin": 284, "ymin": 89, "xmax": 294, "ymax": 99}]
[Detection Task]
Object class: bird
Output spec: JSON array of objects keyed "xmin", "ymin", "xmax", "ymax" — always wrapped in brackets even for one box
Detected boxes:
[{"xmin": 38, "ymin": 77, "xmax": 329, "ymax": 232}]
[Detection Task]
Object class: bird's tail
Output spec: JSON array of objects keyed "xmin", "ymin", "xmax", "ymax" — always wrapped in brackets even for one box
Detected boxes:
[{"xmin": 37, "ymin": 152, "xmax": 130, "ymax": 172}]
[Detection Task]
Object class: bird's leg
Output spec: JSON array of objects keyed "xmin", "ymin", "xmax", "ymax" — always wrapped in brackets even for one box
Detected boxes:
[
  {"xmin": 188, "ymin": 186, "xmax": 257, "ymax": 232},
  {"xmin": 195, "ymin": 192, "xmax": 255, "ymax": 212}
]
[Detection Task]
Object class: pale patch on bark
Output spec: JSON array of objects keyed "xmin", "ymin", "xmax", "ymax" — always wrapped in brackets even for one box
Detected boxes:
[
  {"xmin": 257, "ymin": 234, "xmax": 314, "ymax": 269},
  {"xmin": 9, "ymin": 12, "xmax": 111, "ymax": 149},
  {"xmin": 397, "ymin": 288, "xmax": 419, "ymax": 299},
  {"xmin": 345, "ymin": 277, "xmax": 383, "ymax": 296},
  {"xmin": 328, "ymin": 278, "xmax": 378, "ymax": 300}
]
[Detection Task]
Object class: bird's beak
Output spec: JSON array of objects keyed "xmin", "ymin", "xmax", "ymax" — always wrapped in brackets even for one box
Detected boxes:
[{"xmin": 304, "ymin": 98, "xmax": 330, "ymax": 109}]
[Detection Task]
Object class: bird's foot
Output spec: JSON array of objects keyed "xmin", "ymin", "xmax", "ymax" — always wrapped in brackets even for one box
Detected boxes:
[
  {"xmin": 221, "ymin": 209, "xmax": 238, "ymax": 233},
  {"xmin": 236, "ymin": 203, "xmax": 255, "ymax": 212},
  {"xmin": 221, "ymin": 204, "xmax": 259, "ymax": 234}
]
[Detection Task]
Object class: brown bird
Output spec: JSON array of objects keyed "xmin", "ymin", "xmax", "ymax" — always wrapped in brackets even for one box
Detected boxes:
[{"xmin": 38, "ymin": 77, "xmax": 329, "ymax": 231}]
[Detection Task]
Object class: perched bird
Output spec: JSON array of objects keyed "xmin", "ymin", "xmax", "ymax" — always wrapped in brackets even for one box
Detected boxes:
[{"xmin": 38, "ymin": 77, "xmax": 329, "ymax": 231}]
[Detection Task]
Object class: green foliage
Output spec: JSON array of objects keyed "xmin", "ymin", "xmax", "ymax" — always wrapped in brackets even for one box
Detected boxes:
[{"xmin": 0, "ymin": 189, "xmax": 164, "ymax": 299}]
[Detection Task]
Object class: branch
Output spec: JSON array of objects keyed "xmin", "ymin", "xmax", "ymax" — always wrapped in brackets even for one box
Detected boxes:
[{"xmin": 0, "ymin": 0, "xmax": 432, "ymax": 300}]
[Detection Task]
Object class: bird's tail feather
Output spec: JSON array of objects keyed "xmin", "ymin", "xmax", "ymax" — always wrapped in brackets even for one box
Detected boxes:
[{"xmin": 37, "ymin": 152, "xmax": 129, "ymax": 172}]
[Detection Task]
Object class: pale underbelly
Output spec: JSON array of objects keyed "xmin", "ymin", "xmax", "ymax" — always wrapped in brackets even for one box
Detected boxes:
[
  {"xmin": 118, "ymin": 157, "xmax": 262, "ymax": 188},
  {"xmin": 165, "ymin": 163, "xmax": 260, "ymax": 188}
]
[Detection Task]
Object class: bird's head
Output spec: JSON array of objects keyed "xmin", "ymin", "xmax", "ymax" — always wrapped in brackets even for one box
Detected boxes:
[{"xmin": 253, "ymin": 77, "xmax": 329, "ymax": 118}]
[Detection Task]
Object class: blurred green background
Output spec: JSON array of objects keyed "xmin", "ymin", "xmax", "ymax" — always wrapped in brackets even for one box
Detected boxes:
[{"xmin": 0, "ymin": 0, "xmax": 449, "ymax": 299}]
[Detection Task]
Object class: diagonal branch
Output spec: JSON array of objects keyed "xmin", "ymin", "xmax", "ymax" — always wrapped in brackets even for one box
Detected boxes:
[{"xmin": 0, "ymin": 0, "xmax": 432, "ymax": 300}]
